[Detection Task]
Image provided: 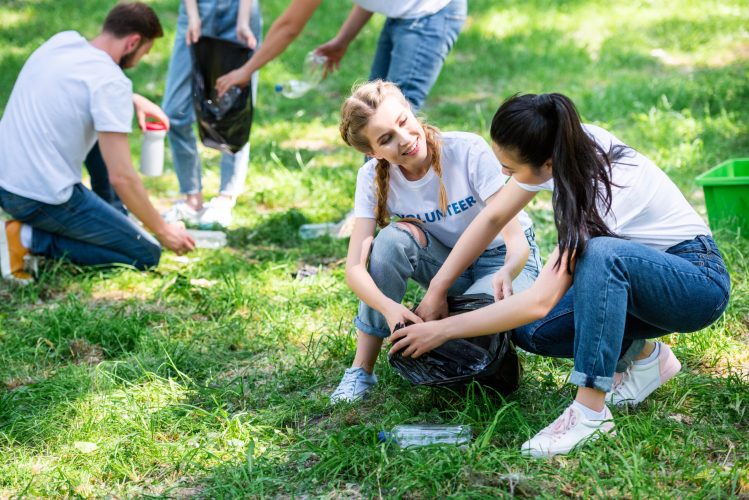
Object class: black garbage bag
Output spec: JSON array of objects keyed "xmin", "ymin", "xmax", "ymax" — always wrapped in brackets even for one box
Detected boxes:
[
  {"xmin": 191, "ymin": 36, "xmax": 254, "ymax": 153},
  {"xmin": 389, "ymin": 294, "xmax": 522, "ymax": 396}
]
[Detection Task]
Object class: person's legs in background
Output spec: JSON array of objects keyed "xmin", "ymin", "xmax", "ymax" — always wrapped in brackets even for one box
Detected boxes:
[
  {"xmin": 161, "ymin": 0, "xmax": 205, "ymax": 225},
  {"xmin": 372, "ymin": 0, "xmax": 466, "ymax": 111},
  {"xmin": 200, "ymin": 0, "xmax": 262, "ymax": 228}
]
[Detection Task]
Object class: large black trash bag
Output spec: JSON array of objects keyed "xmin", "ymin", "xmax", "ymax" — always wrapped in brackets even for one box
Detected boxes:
[
  {"xmin": 389, "ymin": 294, "xmax": 522, "ymax": 396},
  {"xmin": 191, "ymin": 36, "xmax": 254, "ymax": 153}
]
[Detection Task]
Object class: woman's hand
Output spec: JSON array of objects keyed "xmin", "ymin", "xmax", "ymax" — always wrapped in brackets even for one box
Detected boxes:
[
  {"xmin": 382, "ymin": 302, "xmax": 423, "ymax": 334},
  {"xmin": 186, "ymin": 16, "xmax": 201, "ymax": 45},
  {"xmin": 388, "ymin": 321, "xmax": 448, "ymax": 358},
  {"xmin": 314, "ymin": 38, "xmax": 348, "ymax": 76},
  {"xmin": 237, "ymin": 24, "xmax": 257, "ymax": 49},
  {"xmin": 215, "ymin": 66, "xmax": 252, "ymax": 97},
  {"xmin": 414, "ymin": 288, "xmax": 448, "ymax": 321},
  {"xmin": 492, "ymin": 266, "xmax": 514, "ymax": 301}
]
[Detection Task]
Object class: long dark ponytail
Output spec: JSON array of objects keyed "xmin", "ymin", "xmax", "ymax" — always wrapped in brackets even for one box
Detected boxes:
[{"xmin": 491, "ymin": 93, "xmax": 628, "ymax": 272}]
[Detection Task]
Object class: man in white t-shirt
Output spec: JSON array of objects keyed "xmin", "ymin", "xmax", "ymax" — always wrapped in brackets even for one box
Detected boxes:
[{"xmin": 0, "ymin": 2, "xmax": 194, "ymax": 283}]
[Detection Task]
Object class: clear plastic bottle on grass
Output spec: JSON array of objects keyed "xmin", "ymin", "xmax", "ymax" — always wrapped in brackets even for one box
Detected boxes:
[
  {"xmin": 186, "ymin": 229, "xmax": 227, "ymax": 249},
  {"xmin": 377, "ymin": 425, "xmax": 472, "ymax": 448},
  {"xmin": 275, "ymin": 51, "xmax": 327, "ymax": 99}
]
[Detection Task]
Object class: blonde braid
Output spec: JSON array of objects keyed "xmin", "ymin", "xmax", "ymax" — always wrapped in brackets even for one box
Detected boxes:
[
  {"xmin": 423, "ymin": 123, "xmax": 448, "ymax": 215},
  {"xmin": 373, "ymin": 159, "xmax": 391, "ymax": 228}
]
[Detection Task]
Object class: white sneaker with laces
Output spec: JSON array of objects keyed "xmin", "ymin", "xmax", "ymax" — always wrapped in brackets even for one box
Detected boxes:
[
  {"xmin": 330, "ymin": 367, "xmax": 377, "ymax": 404},
  {"xmin": 199, "ymin": 197, "xmax": 235, "ymax": 228},
  {"xmin": 162, "ymin": 200, "xmax": 202, "ymax": 225},
  {"xmin": 606, "ymin": 342, "xmax": 681, "ymax": 407},
  {"xmin": 521, "ymin": 403, "xmax": 615, "ymax": 458}
]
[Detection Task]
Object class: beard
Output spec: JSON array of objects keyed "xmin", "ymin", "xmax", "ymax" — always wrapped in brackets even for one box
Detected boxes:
[{"xmin": 118, "ymin": 41, "xmax": 143, "ymax": 69}]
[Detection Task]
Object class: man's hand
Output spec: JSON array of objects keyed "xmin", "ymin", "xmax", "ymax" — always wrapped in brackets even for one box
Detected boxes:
[
  {"xmin": 156, "ymin": 221, "xmax": 195, "ymax": 255},
  {"xmin": 132, "ymin": 93, "xmax": 169, "ymax": 132}
]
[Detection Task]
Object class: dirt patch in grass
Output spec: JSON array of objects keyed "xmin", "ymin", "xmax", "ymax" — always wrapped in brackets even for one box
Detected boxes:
[{"xmin": 67, "ymin": 339, "xmax": 105, "ymax": 365}]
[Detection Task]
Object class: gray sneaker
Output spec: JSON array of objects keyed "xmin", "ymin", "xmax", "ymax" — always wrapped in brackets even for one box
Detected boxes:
[{"xmin": 330, "ymin": 367, "xmax": 377, "ymax": 404}]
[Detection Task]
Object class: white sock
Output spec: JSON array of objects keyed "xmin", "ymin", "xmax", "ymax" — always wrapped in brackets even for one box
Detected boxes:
[
  {"xmin": 634, "ymin": 342, "xmax": 660, "ymax": 365},
  {"xmin": 20, "ymin": 224, "xmax": 32, "ymax": 249},
  {"xmin": 572, "ymin": 400, "xmax": 607, "ymax": 420}
]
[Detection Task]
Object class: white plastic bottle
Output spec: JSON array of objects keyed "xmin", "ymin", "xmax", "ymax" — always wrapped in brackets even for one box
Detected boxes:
[
  {"xmin": 140, "ymin": 121, "xmax": 167, "ymax": 177},
  {"xmin": 378, "ymin": 425, "xmax": 472, "ymax": 448},
  {"xmin": 275, "ymin": 51, "xmax": 327, "ymax": 99}
]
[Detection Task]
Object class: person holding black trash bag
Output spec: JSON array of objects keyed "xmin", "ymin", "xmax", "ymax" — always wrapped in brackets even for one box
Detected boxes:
[
  {"xmin": 0, "ymin": 2, "xmax": 194, "ymax": 283},
  {"xmin": 330, "ymin": 80, "xmax": 542, "ymax": 404},
  {"xmin": 215, "ymin": 0, "xmax": 465, "ymax": 112},
  {"xmin": 389, "ymin": 93, "xmax": 731, "ymax": 458},
  {"xmin": 161, "ymin": 0, "xmax": 262, "ymax": 229}
]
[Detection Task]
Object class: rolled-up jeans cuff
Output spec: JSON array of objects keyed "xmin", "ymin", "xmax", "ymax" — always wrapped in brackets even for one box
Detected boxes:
[
  {"xmin": 570, "ymin": 370, "xmax": 614, "ymax": 393},
  {"xmin": 617, "ymin": 339, "xmax": 646, "ymax": 373},
  {"xmin": 354, "ymin": 317, "xmax": 391, "ymax": 338}
]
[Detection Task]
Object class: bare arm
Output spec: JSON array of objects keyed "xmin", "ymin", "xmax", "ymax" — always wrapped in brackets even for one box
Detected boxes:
[
  {"xmin": 236, "ymin": 0, "xmax": 257, "ymax": 48},
  {"xmin": 389, "ymin": 247, "xmax": 573, "ymax": 358},
  {"xmin": 346, "ymin": 218, "xmax": 423, "ymax": 332},
  {"xmin": 98, "ymin": 132, "xmax": 194, "ymax": 254},
  {"xmin": 314, "ymin": 5, "xmax": 374, "ymax": 74},
  {"xmin": 215, "ymin": 0, "xmax": 322, "ymax": 95},
  {"xmin": 184, "ymin": 0, "xmax": 201, "ymax": 45},
  {"xmin": 416, "ymin": 180, "xmax": 537, "ymax": 319}
]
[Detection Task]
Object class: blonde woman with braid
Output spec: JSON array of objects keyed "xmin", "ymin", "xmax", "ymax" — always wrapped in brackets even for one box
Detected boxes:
[{"xmin": 331, "ymin": 80, "xmax": 542, "ymax": 403}]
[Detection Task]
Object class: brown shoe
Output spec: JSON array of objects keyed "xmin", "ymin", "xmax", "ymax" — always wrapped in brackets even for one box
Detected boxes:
[{"xmin": 0, "ymin": 220, "xmax": 32, "ymax": 284}]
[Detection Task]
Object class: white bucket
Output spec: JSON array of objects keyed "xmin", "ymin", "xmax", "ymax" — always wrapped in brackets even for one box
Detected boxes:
[{"xmin": 140, "ymin": 122, "xmax": 167, "ymax": 176}]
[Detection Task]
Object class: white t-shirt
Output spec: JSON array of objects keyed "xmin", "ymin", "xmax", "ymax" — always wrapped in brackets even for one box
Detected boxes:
[
  {"xmin": 0, "ymin": 31, "xmax": 133, "ymax": 205},
  {"xmin": 354, "ymin": 131, "xmax": 533, "ymax": 249},
  {"xmin": 353, "ymin": 0, "xmax": 450, "ymax": 19},
  {"xmin": 515, "ymin": 124, "xmax": 710, "ymax": 250}
]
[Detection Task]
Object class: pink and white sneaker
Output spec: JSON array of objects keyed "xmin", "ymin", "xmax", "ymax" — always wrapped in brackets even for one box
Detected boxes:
[
  {"xmin": 521, "ymin": 403, "xmax": 615, "ymax": 458},
  {"xmin": 607, "ymin": 342, "xmax": 682, "ymax": 407}
]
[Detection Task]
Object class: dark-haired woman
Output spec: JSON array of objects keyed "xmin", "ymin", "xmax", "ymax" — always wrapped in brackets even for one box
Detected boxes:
[{"xmin": 389, "ymin": 93, "xmax": 731, "ymax": 458}]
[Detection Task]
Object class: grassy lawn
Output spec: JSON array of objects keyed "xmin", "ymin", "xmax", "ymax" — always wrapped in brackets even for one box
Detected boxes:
[{"xmin": 1, "ymin": 0, "xmax": 748, "ymax": 496}]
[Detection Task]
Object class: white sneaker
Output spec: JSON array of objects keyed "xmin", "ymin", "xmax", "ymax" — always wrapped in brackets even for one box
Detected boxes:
[
  {"xmin": 606, "ymin": 342, "xmax": 681, "ymax": 407},
  {"xmin": 199, "ymin": 197, "xmax": 235, "ymax": 228},
  {"xmin": 521, "ymin": 403, "xmax": 615, "ymax": 458},
  {"xmin": 162, "ymin": 200, "xmax": 202, "ymax": 226},
  {"xmin": 330, "ymin": 367, "xmax": 377, "ymax": 404}
]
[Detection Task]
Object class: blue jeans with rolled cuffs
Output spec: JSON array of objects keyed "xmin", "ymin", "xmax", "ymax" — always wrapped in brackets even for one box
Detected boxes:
[
  {"xmin": 512, "ymin": 235, "xmax": 731, "ymax": 393},
  {"xmin": 369, "ymin": 0, "xmax": 466, "ymax": 112},
  {"xmin": 0, "ymin": 184, "xmax": 161, "ymax": 270},
  {"xmin": 162, "ymin": 0, "xmax": 262, "ymax": 197},
  {"xmin": 356, "ymin": 223, "xmax": 542, "ymax": 338}
]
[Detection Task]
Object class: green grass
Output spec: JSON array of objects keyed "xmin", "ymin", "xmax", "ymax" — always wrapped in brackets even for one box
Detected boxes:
[{"xmin": 1, "ymin": 0, "xmax": 748, "ymax": 496}]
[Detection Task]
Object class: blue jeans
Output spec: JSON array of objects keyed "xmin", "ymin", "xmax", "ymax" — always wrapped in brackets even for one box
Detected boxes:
[
  {"xmin": 356, "ymin": 224, "xmax": 542, "ymax": 338},
  {"xmin": 0, "ymin": 185, "xmax": 161, "ymax": 270},
  {"xmin": 512, "ymin": 236, "xmax": 731, "ymax": 392},
  {"xmin": 162, "ymin": 0, "xmax": 262, "ymax": 196},
  {"xmin": 369, "ymin": 0, "xmax": 466, "ymax": 111},
  {"xmin": 83, "ymin": 142, "xmax": 127, "ymax": 215}
]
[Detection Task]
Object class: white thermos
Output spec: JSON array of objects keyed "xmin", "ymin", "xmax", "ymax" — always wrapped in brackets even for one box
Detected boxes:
[{"xmin": 140, "ymin": 121, "xmax": 167, "ymax": 176}]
